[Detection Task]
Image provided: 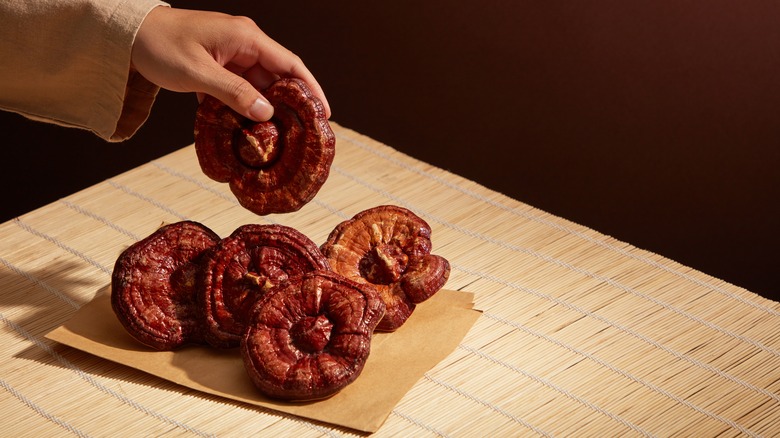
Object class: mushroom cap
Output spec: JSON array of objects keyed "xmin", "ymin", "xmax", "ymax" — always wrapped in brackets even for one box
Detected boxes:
[
  {"xmin": 194, "ymin": 78, "xmax": 335, "ymax": 216},
  {"xmin": 320, "ymin": 205, "xmax": 451, "ymax": 331},
  {"xmin": 111, "ymin": 221, "xmax": 220, "ymax": 350},
  {"xmin": 199, "ymin": 224, "xmax": 331, "ymax": 349},
  {"xmin": 241, "ymin": 270, "xmax": 385, "ymax": 401}
]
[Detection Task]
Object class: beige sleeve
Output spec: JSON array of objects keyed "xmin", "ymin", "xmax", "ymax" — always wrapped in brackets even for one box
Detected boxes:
[{"xmin": 0, "ymin": 0, "xmax": 169, "ymax": 142}]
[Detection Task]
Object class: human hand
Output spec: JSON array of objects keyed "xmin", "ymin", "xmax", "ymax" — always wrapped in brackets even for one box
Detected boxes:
[{"xmin": 131, "ymin": 6, "xmax": 331, "ymax": 122}]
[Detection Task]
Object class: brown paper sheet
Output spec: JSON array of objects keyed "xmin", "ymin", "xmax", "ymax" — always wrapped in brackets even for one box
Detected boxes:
[{"xmin": 46, "ymin": 288, "xmax": 481, "ymax": 433}]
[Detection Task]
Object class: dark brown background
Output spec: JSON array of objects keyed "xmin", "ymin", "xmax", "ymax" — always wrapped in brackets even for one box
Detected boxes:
[{"xmin": 2, "ymin": 1, "xmax": 778, "ymax": 300}]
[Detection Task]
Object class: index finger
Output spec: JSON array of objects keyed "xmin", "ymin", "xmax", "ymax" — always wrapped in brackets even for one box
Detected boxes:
[{"xmin": 241, "ymin": 29, "xmax": 332, "ymax": 118}]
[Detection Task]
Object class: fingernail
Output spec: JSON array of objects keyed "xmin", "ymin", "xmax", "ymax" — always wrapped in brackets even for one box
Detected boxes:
[{"xmin": 249, "ymin": 97, "xmax": 273, "ymax": 121}]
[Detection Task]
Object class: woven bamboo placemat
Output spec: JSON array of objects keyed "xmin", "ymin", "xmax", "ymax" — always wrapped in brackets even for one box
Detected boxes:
[{"xmin": 1, "ymin": 123, "xmax": 778, "ymax": 436}]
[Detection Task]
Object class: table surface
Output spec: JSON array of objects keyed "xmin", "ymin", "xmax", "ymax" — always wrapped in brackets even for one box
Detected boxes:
[{"xmin": 2, "ymin": 123, "xmax": 778, "ymax": 437}]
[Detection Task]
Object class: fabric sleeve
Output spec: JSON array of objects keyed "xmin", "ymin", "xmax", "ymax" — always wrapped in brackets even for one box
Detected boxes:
[{"xmin": 0, "ymin": 0, "xmax": 170, "ymax": 142}]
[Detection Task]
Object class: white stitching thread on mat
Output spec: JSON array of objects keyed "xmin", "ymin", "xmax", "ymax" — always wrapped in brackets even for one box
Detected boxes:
[
  {"xmin": 12, "ymin": 218, "xmax": 111, "ymax": 275},
  {"xmin": 456, "ymin": 345, "xmax": 657, "ymax": 437},
  {"xmin": 150, "ymin": 160, "xmax": 351, "ymax": 221},
  {"xmin": 0, "ymin": 377, "xmax": 92, "ymax": 438},
  {"xmin": 329, "ymin": 164, "xmax": 780, "ymax": 358},
  {"xmin": 149, "ymin": 162, "xmax": 238, "ymax": 204},
  {"xmin": 60, "ymin": 200, "xmax": 142, "ymax": 241},
  {"xmin": 390, "ymin": 410, "xmax": 452, "ymax": 437},
  {"xmin": 424, "ymin": 374, "xmax": 553, "ymax": 437},
  {"xmin": 479, "ymin": 313, "xmax": 757, "ymax": 436},
  {"xmin": 107, "ymin": 180, "xmax": 190, "ymax": 221},
  {"xmin": 339, "ymin": 131, "xmax": 780, "ymax": 317},
  {"xmin": 454, "ymin": 262, "xmax": 780, "ymax": 406},
  {"xmin": 0, "ymin": 255, "xmax": 81, "ymax": 310},
  {"xmin": 0, "ymin": 313, "xmax": 217, "ymax": 438}
]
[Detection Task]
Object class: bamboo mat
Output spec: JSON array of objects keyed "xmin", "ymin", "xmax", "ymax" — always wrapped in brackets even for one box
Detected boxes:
[{"xmin": 1, "ymin": 122, "xmax": 779, "ymax": 437}]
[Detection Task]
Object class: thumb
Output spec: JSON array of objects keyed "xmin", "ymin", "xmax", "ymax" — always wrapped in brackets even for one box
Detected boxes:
[{"xmin": 199, "ymin": 66, "xmax": 274, "ymax": 121}]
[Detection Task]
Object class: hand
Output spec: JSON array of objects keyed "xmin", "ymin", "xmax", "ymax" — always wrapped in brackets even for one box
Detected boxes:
[{"xmin": 131, "ymin": 7, "xmax": 331, "ymax": 121}]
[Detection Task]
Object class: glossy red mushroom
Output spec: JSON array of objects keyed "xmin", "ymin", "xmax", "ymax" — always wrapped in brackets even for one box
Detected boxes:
[
  {"xmin": 111, "ymin": 221, "xmax": 220, "ymax": 350},
  {"xmin": 320, "ymin": 205, "xmax": 450, "ymax": 331},
  {"xmin": 194, "ymin": 78, "xmax": 335, "ymax": 215}
]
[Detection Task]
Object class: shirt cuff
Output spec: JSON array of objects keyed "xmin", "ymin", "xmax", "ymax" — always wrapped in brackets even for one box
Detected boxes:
[
  {"xmin": 107, "ymin": 1, "xmax": 170, "ymax": 142},
  {"xmin": 0, "ymin": 0, "xmax": 169, "ymax": 142}
]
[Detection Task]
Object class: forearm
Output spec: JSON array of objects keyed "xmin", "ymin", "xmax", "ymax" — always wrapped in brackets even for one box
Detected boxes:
[{"xmin": 0, "ymin": 0, "xmax": 168, "ymax": 141}]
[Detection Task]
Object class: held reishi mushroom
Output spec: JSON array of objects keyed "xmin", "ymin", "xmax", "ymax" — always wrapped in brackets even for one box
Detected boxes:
[
  {"xmin": 320, "ymin": 205, "xmax": 451, "ymax": 331},
  {"xmin": 194, "ymin": 78, "xmax": 335, "ymax": 216},
  {"xmin": 241, "ymin": 270, "xmax": 386, "ymax": 401},
  {"xmin": 111, "ymin": 221, "xmax": 221, "ymax": 350},
  {"xmin": 199, "ymin": 224, "xmax": 331, "ymax": 348}
]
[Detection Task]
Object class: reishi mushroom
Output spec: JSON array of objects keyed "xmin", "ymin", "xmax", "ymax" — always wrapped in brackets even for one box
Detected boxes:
[
  {"xmin": 320, "ymin": 205, "xmax": 451, "ymax": 331},
  {"xmin": 111, "ymin": 221, "xmax": 221, "ymax": 350},
  {"xmin": 241, "ymin": 270, "xmax": 386, "ymax": 401},
  {"xmin": 194, "ymin": 78, "xmax": 335, "ymax": 216},
  {"xmin": 110, "ymin": 203, "xmax": 450, "ymax": 399},
  {"xmin": 198, "ymin": 224, "xmax": 331, "ymax": 348}
]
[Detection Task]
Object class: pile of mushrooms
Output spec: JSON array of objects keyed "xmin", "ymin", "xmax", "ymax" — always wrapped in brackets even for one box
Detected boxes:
[{"xmin": 111, "ymin": 206, "xmax": 450, "ymax": 401}]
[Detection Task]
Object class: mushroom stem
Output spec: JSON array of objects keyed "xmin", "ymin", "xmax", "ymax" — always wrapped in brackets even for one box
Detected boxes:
[
  {"xmin": 292, "ymin": 314, "xmax": 333, "ymax": 353},
  {"xmin": 235, "ymin": 122, "xmax": 280, "ymax": 168}
]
